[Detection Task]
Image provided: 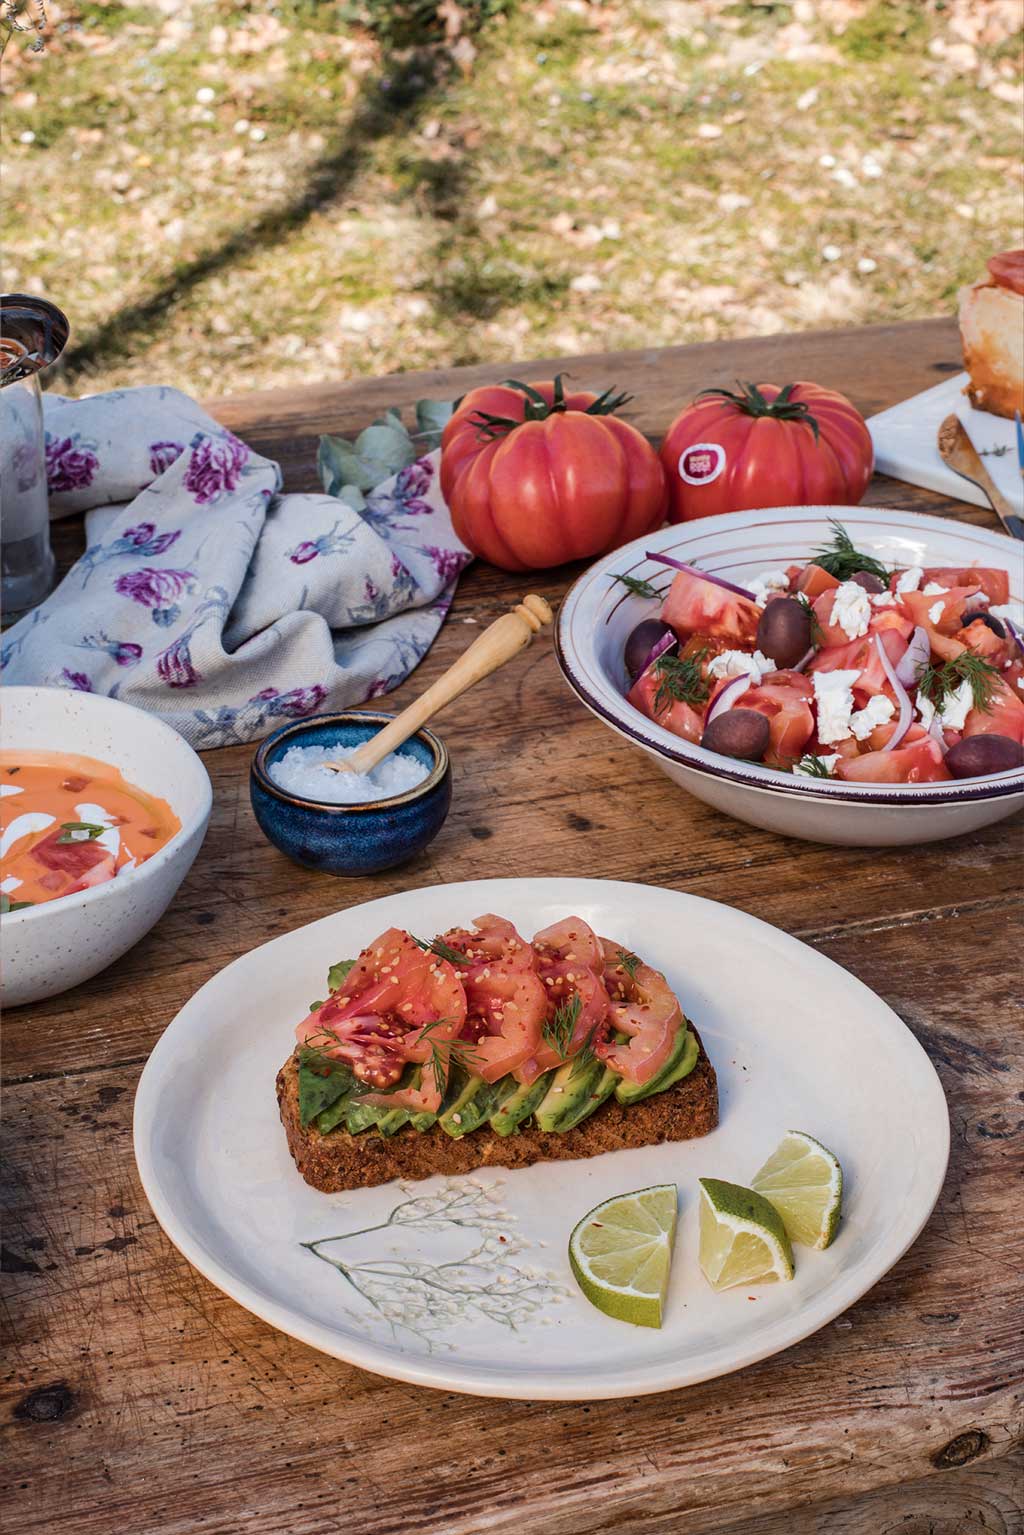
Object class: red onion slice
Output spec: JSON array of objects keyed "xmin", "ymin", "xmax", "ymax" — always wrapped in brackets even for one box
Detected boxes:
[
  {"xmin": 645, "ymin": 551, "xmax": 757, "ymax": 602},
  {"xmin": 874, "ymin": 632, "xmax": 913, "ymax": 752},
  {"xmin": 895, "ymin": 625, "xmax": 930, "ymax": 687},
  {"xmin": 1006, "ymin": 616, "xmax": 1024, "ymax": 660},
  {"xmin": 925, "ymin": 713, "xmax": 946, "ymax": 746},
  {"xmin": 705, "ymin": 671, "xmax": 755, "ymax": 724},
  {"xmin": 639, "ymin": 629, "xmax": 677, "ymax": 676}
]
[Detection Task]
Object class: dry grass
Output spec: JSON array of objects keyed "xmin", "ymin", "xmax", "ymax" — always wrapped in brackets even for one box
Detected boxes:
[{"xmin": 2, "ymin": 0, "xmax": 1021, "ymax": 399}]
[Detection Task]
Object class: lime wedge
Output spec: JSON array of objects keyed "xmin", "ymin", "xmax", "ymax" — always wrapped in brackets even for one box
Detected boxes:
[
  {"xmin": 751, "ymin": 1130, "xmax": 843, "ymax": 1249},
  {"xmin": 569, "ymin": 1184, "xmax": 678, "ymax": 1328},
  {"xmin": 698, "ymin": 1177, "xmax": 794, "ymax": 1291}
]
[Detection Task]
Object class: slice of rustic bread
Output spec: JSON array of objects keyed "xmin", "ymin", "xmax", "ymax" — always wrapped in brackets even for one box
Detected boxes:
[{"xmin": 276, "ymin": 1030, "xmax": 719, "ymax": 1193}]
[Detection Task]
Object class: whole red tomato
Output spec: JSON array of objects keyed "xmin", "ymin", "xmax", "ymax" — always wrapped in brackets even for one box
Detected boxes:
[
  {"xmin": 440, "ymin": 377, "xmax": 667, "ymax": 571},
  {"xmin": 659, "ymin": 381, "xmax": 873, "ymax": 522}
]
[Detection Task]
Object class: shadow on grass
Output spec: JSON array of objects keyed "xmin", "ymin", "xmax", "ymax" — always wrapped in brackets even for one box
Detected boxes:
[{"xmin": 58, "ymin": 51, "xmax": 451, "ymax": 388}]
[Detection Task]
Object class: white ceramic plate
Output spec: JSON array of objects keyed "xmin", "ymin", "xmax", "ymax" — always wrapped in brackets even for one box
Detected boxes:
[
  {"xmin": 868, "ymin": 373, "xmax": 1020, "ymax": 513},
  {"xmin": 134, "ymin": 878, "xmax": 949, "ymax": 1401}
]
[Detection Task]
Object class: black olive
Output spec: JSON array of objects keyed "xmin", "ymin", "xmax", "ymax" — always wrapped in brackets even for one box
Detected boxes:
[
  {"xmin": 850, "ymin": 570, "xmax": 886, "ymax": 594},
  {"xmin": 701, "ymin": 709, "xmax": 771, "ymax": 761},
  {"xmin": 961, "ymin": 611, "xmax": 1005, "ymax": 638},
  {"xmin": 624, "ymin": 619, "xmax": 674, "ymax": 680},
  {"xmin": 756, "ymin": 597, "xmax": 812, "ymax": 670},
  {"xmin": 945, "ymin": 734, "xmax": 1024, "ymax": 778}
]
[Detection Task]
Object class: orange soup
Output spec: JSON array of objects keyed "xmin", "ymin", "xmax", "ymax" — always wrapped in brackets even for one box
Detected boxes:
[{"xmin": 0, "ymin": 751, "xmax": 180, "ymax": 912}]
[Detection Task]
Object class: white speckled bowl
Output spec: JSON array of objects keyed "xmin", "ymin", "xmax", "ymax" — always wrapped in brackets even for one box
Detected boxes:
[
  {"xmin": 556, "ymin": 506, "xmax": 1024, "ymax": 847},
  {"xmin": 1, "ymin": 686, "xmax": 212, "ymax": 1006}
]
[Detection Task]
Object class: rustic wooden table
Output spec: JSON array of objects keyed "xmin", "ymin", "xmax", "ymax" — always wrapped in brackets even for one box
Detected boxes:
[{"xmin": 3, "ymin": 319, "xmax": 1022, "ymax": 1535}]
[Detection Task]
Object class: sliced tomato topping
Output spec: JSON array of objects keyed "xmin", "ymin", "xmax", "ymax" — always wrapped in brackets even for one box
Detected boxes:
[
  {"xmin": 795, "ymin": 563, "xmax": 840, "ymax": 600},
  {"xmin": 29, "ymin": 829, "xmax": 116, "ymax": 893},
  {"xmin": 733, "ymin": 670, "xmax": 814, "ymax": 767},
  {"xmin": 985, "ymin": 251, "xmax": 1024, "ymax": 296},
  {"xmin": 956, "ymin": 619, "xmax": 1013, "ymax": 666},
  {"xmin": 532, "ymin": 915, "xmax": 605, "ymax": 972},
  {"xmin": 661, "ymin": 568, "xmax": 760, "ymax": 645},
  {"xmin": 595, "ymin": 938, "xmax": 683, "ymax": 1086},
  {"xmin": 809, "ymin": 627, "xmax": 907, "ymax": 698},
  {"xmin": 922, "ymin": 566, "xmax": 1010, "ymax": 604},
  {"xmin": 627, "ymin": 664, "xmax": 704, "ymax": 743},
  {"xmin": 835, "ymin": 736, "xmax": 951, "ymax": 784},
  {"xmin": 512, "ymin": 917, "xmax": 611, "ymax": 1083},
  {"xmin": 962, "ymin": 678, "xmax": 1024, "ymax": 746},
  {"xmin": 296, "ymin": 927, "xmax": 467, "ymax": 1110},
  {"xmin": 440, "ymin": 915, "xmax": 546, "ymax": 1082}
]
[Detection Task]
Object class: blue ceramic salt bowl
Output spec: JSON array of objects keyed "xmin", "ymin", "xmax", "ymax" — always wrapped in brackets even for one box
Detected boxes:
[{"xmin": 250, "ymin": 711, "xmax": 451, "ymax": 876}]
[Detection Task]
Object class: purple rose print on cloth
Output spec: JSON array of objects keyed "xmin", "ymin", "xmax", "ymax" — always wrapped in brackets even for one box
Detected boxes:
[
  {"xmin": 156, "ymin": 633, "xmax": 201, "ymax": 689},
  {"xmin": 46, "ymin": 433, "xmax": 99, "ymax": 495},
  {"xmin": 115, "ymin": 567, "xmax": 196, "ymax": 628},
  {"xmin": 286, "ymin": 518, "xmax": 356, "ymax": 566},
  {"xmin": 59, "ymin": 669, "xmax": 93, "ymax": 692},
  {"xmin": 1, "ymin": 385, "xmax": 471, "ymax": 749},
  {"xmin": 183, "ymin": 430, "xmax": 249, "ymax": 504},
  {"xmin": 77, "ymin": 633, "xmax": 143, "ymax": 668},
  {"xmin": 149, "ymin": 440, "xmax": 185, "ymax": 476}
]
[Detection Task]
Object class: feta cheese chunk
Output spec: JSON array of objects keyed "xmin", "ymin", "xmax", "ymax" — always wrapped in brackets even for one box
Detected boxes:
[
  {"xmin": 922, "ymin": 581, "xmax": 948, "ymax": 597},
  {"xmin": 871, "ymin": 589, "xmax": 898, "ymax": 607},
  {"xmin": 812, "ymin": 668, "xmax": 862, "ymax": 744},
  {"xmin": 849, "ymin": 693, "xmax": 895, "ymax": 741},
  {"xmin": 928, "ymin": 600, "xmax": 945, "ymax": 625},
  {"xmin": 938, "ymin": 677, "xmax": 974, "ymax": 732},
  {"xmin": 706, "ymin": 648, "xmax": 774, "ymax": 684},
  {"xmin": 748, "ymin": 569, "xmax": 790, "ymax": 608},
  {"xmin": 896, "ymin": 566, "xmax": 924, "ymax": 594},
  {"xmin": 831, "ymin": 580, "xmax": 872, "ymax": 641},
  {"xmin": 794, "ymin": 752, "xmax": 841, "ymax": 778}
]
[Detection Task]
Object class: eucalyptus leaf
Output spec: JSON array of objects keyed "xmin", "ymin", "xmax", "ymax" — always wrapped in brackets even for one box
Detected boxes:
[
  {"xmin": 415, "ymin": 397, "xmax": 455, "ymax": 449},
  {"xmin": 355, "ymin": 421, "xmax": 418, "ymax": 476}
]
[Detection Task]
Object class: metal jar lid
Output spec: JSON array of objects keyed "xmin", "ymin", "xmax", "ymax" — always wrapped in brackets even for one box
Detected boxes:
[{"xmin": 1, "ymin": 293, "xmax": 69, "ymax": 388}]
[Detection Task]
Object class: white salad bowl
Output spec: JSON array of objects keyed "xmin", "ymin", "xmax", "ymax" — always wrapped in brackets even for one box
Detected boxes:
[
  {"xmin": 556, "ymin": 506, "xmax": 1024, "ymax": 847},
  {"xmin": 1, "ymin": 686, "xmax": 212, "ymax": 1005}
]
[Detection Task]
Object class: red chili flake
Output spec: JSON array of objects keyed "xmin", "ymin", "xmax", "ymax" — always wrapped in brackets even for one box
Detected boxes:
[{"xmin": 61, "ymin": 776, "xmax": 90, "ymax": 792}]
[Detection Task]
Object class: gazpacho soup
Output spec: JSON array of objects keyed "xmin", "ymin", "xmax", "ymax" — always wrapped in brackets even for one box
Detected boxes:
[{"xmin": 0, "ymin": 751, "xmax": 181, "ymax": 912}]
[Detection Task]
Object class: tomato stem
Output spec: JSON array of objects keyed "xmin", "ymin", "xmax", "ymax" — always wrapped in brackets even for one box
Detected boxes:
[
  {"xmin": 695, "ymin": 381, "xmax": 821, "ymax": 442},
  {"xmin": 469, "ymin": 373, "xmax": 633, "ymax": 441}
]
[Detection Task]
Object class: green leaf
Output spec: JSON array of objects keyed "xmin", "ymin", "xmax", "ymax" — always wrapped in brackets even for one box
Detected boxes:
[
  {"xmin": 298, "ymin": 1051, "xmax": 355, "ymax": 1127},
  {"xmin": 327, "ymin": 957, "xmax": 357, "ymax": 991},
  {"xmin": 415, "ymin": 397, "xmax": 455, "ymax": 449},
  {"xmin": 56, "ymin": 821, "xmax": 107, "ymax": 844},
  {"xmin": 355, "ymin": 420, "xmax": 418, "ymax": 476},
  {"xmin": 337, "ymin": 483, "xmax": 366, "ymax": 513}
]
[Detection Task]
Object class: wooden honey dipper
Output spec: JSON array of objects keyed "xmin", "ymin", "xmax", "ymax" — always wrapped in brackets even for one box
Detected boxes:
[{"xmin": 323, "ymin": 594, "xmax": 553, "ymax": 775}]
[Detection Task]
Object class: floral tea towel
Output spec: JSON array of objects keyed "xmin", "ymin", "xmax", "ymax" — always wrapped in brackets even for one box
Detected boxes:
[{"xmin": 1, "ymin": 386, "xmax": 471, "ymax": 748}]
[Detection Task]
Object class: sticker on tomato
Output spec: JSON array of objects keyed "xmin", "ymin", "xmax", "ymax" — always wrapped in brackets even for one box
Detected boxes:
[{"xmin": 678, "ymin": 442, "xmax": 726, "ymax": 486}]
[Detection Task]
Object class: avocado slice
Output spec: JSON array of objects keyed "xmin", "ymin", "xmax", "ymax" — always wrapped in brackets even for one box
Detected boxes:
[
  {"xmin": 489, "ymin": 1072, "xmax": 552, "ymax": 1136},
  {"xmin": 614, "ymin": 1027, "xmax": 699, "ymax": 1105},
  {"xmin": 409, "ymin": 1063, "xmax": 465, "ymax": 1132},
  {"xmin": 342, "ymin": 1099, "xmax": 390, "ymax": 1135},
  {"xmin": 439, "ymin": 1073, "xmax": 504, "ymax": 1138},
  {"xmin": 316, "ymin": 1092, "xmax": 354, "ymax": 1134},
  {"xmin": 550, "ymin": 1063, "xmax": 620, "ymax": 1132},
  {"xmin": 534, "ymin": 1058, "xmax": 603, "ymax": 1132},
  {"xmin": 375, "ymin": 1108, "xmax": 411, "ymax": 1136}
]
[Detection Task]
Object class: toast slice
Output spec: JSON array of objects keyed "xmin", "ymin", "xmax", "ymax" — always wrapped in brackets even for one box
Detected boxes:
[{"xmin": 277, "ymin": 1028, "xmax": 718, "ymax": 1193}]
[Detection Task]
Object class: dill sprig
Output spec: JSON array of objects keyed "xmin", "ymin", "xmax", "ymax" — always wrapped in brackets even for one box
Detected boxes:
[
  {"xmin": 569, "ymin": 1023, "xmax": 604, "ymax": 1077},
  {"xmin": 542, "ymin": 992, "xmax": 583, "ymax": 1059},
  {"xmin": 412, "ymin": 934, "xmax": 469, "ymax": 966},
  {"xmin": 795, "ymin": 753, "xmax": 835, "ymax": 778},
  {"xmin": 812, "ymin": 520, "xmax": 891, "ymax": 585},
  {"xmin": 615, "ymin": 948, "xmax": 640, "ymax": 978},
  {"xmin": 611, "ymin": 571, "xmax": 660, "ymax": 600},
  {"xmin": 918, "ymin": 652, "xmax": 1000, "ymax": 712},
  {"xmin": 652, "ymin": 648, "xmax": 710, "ymax": 713}
]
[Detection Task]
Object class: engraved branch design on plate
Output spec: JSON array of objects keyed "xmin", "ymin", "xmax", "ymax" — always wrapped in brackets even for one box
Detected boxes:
[{"xmin": 301, "ymin": 1180, "xmax": 567, "ymax": 1350}]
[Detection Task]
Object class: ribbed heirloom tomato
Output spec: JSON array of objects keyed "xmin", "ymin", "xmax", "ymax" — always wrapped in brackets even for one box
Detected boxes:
[
  {"xmin": 440, "ymin": 377, "xmax": 668, "ymax": 571},
  {"xmin": 660, "ymin": 381, "xmax": 873, "ymax": 522}
]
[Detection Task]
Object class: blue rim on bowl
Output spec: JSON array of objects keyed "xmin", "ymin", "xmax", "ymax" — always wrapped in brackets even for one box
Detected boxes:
[
  {"xmin": 251, "ymin": 710, "xmax": 450, "ymax": 810},
  {"xmin": 555, "ymin": 505, "xmax": 1024, "ymax": 810}
]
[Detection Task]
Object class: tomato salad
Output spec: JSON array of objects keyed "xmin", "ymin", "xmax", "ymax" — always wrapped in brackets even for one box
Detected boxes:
[
  {"xmin": 615, "ymin": 523, "xmax": 1024, "ymax": 785},
  {"xmin": 295, "ymin": 915, "xmax": 697, "ymax": 1139}
]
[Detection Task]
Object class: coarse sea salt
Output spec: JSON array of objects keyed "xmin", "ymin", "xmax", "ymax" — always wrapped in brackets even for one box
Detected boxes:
[{"xmin": 269, "ymin": 742, "xmax": 429, "ymax": 804}]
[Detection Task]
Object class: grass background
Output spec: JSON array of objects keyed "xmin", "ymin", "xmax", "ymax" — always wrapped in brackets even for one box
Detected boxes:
[{"xmin": 2, "ymin": 0, "xmax": 1021, "ymax": 398}]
